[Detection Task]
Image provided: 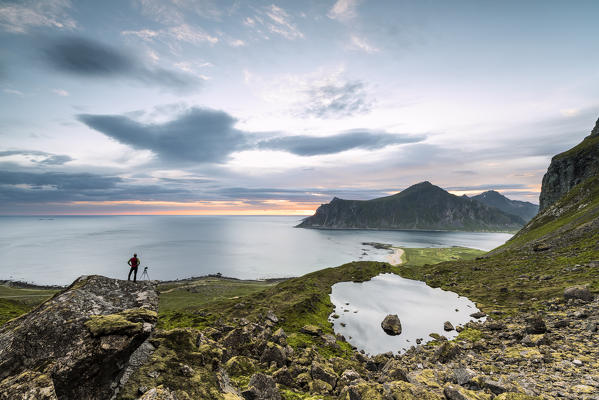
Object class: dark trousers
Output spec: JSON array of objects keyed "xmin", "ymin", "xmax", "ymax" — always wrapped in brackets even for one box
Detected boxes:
[{"xmin": 128, "ymin": 267, "xmax": 138, "ymax": 282}]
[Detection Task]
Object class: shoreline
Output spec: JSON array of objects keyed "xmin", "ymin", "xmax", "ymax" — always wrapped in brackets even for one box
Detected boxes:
[{"xmin": 387, "ymin": 247, "xmax": 405, "ymax": 266}]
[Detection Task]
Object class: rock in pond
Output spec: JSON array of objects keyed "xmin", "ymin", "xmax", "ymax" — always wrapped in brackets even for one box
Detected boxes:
[
  {"xmin": 0, "ymin": 275, "xmax": 158, "ymax": 400},
  {"xmin": 381, "ymin": 314, "xmax": 402, "ymax": 335},
  {"xmin": 443, "ymin": 321, "xmax": 454, "ymax": 331}
]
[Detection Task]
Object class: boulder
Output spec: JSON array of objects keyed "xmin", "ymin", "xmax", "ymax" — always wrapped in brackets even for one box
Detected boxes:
[
  {"xmin": 381, "ymin": 314, "xmax": 402, "ymax": 335},
  {"xmin": 0, "ymin": 275, "xmax": 158, "ymax": 400},
  {"xmin": 452, "ymin": 368, "xmax": 477, "ymax": 386},
  {"xmin": 432, "ymin": 342, "xmax": 461, "ymax": 364},
  {"xmin": 260, "ymin": 342, "xmax": 287, "ymax": 368},
  {"xmin": 300, "ymin": 325, "xmax": 322, "ymax": 336},
  {"xmin": 524, "ymin": 315, "xmax": 547, "ymax": 334},
  {"xmin": 444, "ymin": 321, "xmax": 455, "ymax": 331},
  {"xmin": 265, "ymin": 310, "xmax": 279, "ymax": 323},
  {"xmin": 564, "ymin": 286, "xmax": 593, "ymax": 302},
  {"xmin": 138, "ymin": 385, "xmax": 178, "ymax": 400},
  {"xmin": 241, "ymin": 373, "xmax": 282, "ymax": 400},
  {"xmin": 381, "ymin": 359, "xmax": 408, "ymax": 381},
  {"xmin": 469, "ymin": 312, "xmax": 486, "ymax": 319},
  {"xmin": 311, "ymin": 361, "xmax": 337, "ymax": 388},
  {"xmin": 444, "ymin": 384, "xmax": 492, "ymax": 400}
]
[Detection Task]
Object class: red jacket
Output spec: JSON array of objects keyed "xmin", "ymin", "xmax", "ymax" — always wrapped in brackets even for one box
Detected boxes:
[{"xmin": 128, "ymin": 257, "xmax": 140, "ymax": 268}]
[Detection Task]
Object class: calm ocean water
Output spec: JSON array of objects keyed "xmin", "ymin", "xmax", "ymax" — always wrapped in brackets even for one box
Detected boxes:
[{"xmin": 0, "ymin": 216, "xmax": 512, "ymax": 285}]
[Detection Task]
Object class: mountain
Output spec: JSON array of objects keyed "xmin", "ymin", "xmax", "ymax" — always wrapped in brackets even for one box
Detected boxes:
[
  {"xmin": 404, "ymin": 115, "xmax": 599, "ymax": 309},
  {"xmin": 298, "ymin": 181, "xmax": 525, "ymax": 231},
  {"xmin": 539, "ymin": 116, "xmax": 599, "ymax": 211},
  {"xmin": 471, "ymin": 190, "xmax": 538, "ymax": 222}
]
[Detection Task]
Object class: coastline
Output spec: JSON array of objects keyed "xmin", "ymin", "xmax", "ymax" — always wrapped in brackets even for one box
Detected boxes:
[
  {"xmin": 296, "ymin": 225, "xmax": 520, "ymax": 234},
  {"xmin": 387, "ymin": 247, "xmax": 405, "ymax": 266}
]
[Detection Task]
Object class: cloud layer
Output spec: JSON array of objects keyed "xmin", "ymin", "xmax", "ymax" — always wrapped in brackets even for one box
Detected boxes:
[
  {"xmin": 78, "ymin": 108, "xmax": 248, "ymax": 164},
  {"xmin": 79, "ymin": 107, "xmax": 423, "ymax": 162},
  {"xmin": 42, "ymin": 36, "xmax": 201, "ymax": 92},
  {"xmin": 258, "ymin": 130, "xmax": 425, "ymax": 156}
]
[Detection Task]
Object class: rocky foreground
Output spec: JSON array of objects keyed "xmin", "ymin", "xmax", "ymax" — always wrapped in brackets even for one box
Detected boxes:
[
  {"xmin": 0, "ymin": 275, "xmax": 596, "ymax": 399},
  {"xmin": 118, "ymin": 284, "xmax": 597, "ymax": 400},
  {"xmin": 0, "ymin": 275, "xmax": 158, "ymax": 400}
]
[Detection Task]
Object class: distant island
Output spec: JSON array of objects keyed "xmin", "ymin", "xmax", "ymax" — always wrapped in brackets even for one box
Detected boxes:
[{"xmin": 297, "ymin": 181, "xmax": 532, "ymax": 232}]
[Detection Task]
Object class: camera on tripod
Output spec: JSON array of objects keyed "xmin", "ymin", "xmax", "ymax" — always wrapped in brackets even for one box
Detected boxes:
[{"xmin": 140, "ymin": 266, "xmax": 150, "ymax": 281}]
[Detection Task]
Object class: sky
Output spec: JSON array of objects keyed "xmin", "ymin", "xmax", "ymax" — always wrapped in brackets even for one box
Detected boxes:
[{"xmin": 1, "ymin": 0, "xmax": 598, "ymax": 215}]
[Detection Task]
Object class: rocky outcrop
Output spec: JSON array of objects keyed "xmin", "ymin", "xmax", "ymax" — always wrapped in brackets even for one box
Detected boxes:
[
  {"xmin": 539, "ymin": 116, "xmax": 599, "ymax": 211},
  {"xmin": 0, "ymin": 275, "xmax": 158, "ymax": 400},
  {"xmin": 297, "ymin": 181, "xmax": 525, "ymax": 232}
]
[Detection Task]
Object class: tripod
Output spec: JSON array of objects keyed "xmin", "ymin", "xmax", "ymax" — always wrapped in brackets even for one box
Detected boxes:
[{"xmin": 140, "ymin": 266, "xmax": 150, "ymax": 281}]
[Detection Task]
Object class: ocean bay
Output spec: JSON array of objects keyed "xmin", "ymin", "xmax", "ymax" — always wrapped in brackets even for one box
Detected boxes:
[{"xmin": 0, "ymin": 215, "xmax": 512, "ymax": 285}]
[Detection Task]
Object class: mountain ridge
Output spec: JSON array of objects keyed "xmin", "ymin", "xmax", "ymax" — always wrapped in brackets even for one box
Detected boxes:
[
  {"xmin": 471, "ymin": 190, "xmax": 538, "ymax": 222},
  {"xmin": 298, "ymin": 181, "xmax": 525, "ymax": 232}
]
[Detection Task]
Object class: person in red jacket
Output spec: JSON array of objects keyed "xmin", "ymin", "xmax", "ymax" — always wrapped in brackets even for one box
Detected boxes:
[{"xmin": 128, "ymin": 253, "xmax": 140, "ymax": 282}]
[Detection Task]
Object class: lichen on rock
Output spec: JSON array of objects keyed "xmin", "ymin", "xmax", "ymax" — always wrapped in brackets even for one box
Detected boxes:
[{"xmin": 0, "ymin": 275, "xmax": 158, "ymax": 400}]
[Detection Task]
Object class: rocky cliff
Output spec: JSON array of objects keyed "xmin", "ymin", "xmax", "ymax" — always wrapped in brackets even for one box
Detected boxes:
[
  {"xmin": 298, "ymin": 181, "xmax": 525, "ymax": 231},
  {"xmin": 0, "ymin": 275, "xmax": 158, "ymax": 400},
  {"xmin": 539, "ymin": 116, "xmax": 599, "ymax": 211}
]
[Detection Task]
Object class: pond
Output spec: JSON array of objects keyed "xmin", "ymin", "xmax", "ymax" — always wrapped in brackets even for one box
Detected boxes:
[{"xmin": 329, "ymin": 273, "xmax": 485, "ymax": 355}]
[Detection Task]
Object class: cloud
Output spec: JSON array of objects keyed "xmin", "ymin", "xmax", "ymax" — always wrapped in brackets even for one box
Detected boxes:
[
  {"xmin": 0, "ymin": 169, "xmax": 193, "ymax": 204},
  {"xmin": 0, "ymin": 150, "xmax": 73, "ymax": 165},
  {"xmin": 0, "ymin": 0, "xmax": 76, "ymax": 34},
  {"xmin": 348, "ymin": 35, "xmax": 379, "ymax": 54},
  {"xmin": 78, "ymin": 107, "xmax": 250, "ymax": 164},
  {"xmin": 52, "ymin": 88, "xmax": 69, "ymax": 96},
  {"xmin": 167, "ymin": 24, "xmax": 218, "ymax": 44},
  {"xmin": 134, "ymin": 0, "xmax": 223, "ymax": 25},
  {"xmin": 303, "ymin": 80, "xmax": 372, "ymax": 118},
  {"xmin": 229, "ymin": 39, "xmax": 246, "ymax": 47},
  {"xmin": 42, "ymin": 36, "xmax": 201, "ymax": 92},
  {"xmin": 0, "ymin": 170, "xmax": 119, "ymax": 191},
  {"xmin": 2, "ymin": 88, "xmax": 23, "ymax": 96},
  {"xmin": 328, "ymin": 0, "xmax": 360, "ymax": 21},
  {"xmin": 258, "ymin": 131, "xmax": 425, "ymax": 156},
  {"xmin": 264, "ymin": 5, "xmax": 304, "ymax": 40},
  {"xmin": 445, "ymin": 184, "xmax": 530, "ymax": 191},
  {"xmin": 244, "ymin": 5, "xmax": 303, "ymax": 40}
]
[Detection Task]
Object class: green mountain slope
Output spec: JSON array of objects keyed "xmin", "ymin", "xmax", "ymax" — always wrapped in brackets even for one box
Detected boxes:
[
  {"xmin": 471, "ymin": 190, "xmax": 538, "ymax": 222},
  {"xmin": 298, "ymin": 181, "xmax": 525, "ymax": 232},
  {"xmin": 400, "ymin": 121, "xmax": 599, "ymax": 312}
]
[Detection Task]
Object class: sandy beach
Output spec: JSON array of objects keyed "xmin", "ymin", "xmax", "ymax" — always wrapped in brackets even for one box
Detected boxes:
[{"xmin": 388, "ymin": 248, "xmax": 405, "ymax": 266}]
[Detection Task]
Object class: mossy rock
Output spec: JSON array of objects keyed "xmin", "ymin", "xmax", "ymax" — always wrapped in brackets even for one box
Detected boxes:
[
  {"xmin": 456, "ymin": 328, "xmax": 483, "ymax": 342},
  {"xmin": 385, "ymin": 380, "xmax": 443, "ymax": 400},
  {"xmin": 85, "ymin": 313, "xmax": 142, "ymax": 337},
  {"xmin": 495, "ymin": 394, "xmax": 543, "ymax": 400},
  {"xmin": 444, "ymin": 384, "xmax": 492, "ymax": 400},
  {"xmin": 225, "ymin": 356, "xmax": 256, "ymax": 377}
]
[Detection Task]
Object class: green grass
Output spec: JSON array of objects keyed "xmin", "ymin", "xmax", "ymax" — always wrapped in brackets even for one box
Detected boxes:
[
  {"xmin": 0, "ymin": 285, "xmax": 58, "ymax": 326},
  {"xmin": 553, "ymin": 134, "xmax": 599, "ymax": 161},
  {"xmin": 159, "ymin": 278, "xmax": 281, "ymax": 312},
  {"xmin": 499, "ymin": 175, "xmax": 599, "ymax": 251},
  {"xmin": 402, "ymin": 247, "xmax": 485, "ymax": 266}
]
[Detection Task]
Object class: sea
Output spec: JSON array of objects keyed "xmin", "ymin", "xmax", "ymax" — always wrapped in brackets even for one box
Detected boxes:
[{"xmin": 0, "ymin": 216, "xmax": 512, "ymax": 286}]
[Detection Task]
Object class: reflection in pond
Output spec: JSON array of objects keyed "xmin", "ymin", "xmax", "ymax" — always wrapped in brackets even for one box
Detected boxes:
[{"xmin": 329, "ymin": 273, "xmax": 485, "ymax": 355}]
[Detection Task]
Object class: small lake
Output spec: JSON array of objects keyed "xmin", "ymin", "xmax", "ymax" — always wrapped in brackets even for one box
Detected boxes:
[{"xmin": 329, "ymin": 273, "xmax": 485, "ymax": 355}]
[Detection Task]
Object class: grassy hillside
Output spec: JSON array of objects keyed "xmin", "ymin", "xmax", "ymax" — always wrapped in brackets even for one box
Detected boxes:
[
  {"xmin": 397, "ymin": 175, "xmax": 599, "ymax": 315},
  {"xmin": 0, "ymin": 284, "xmax": 59, "ymax": 326}
]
